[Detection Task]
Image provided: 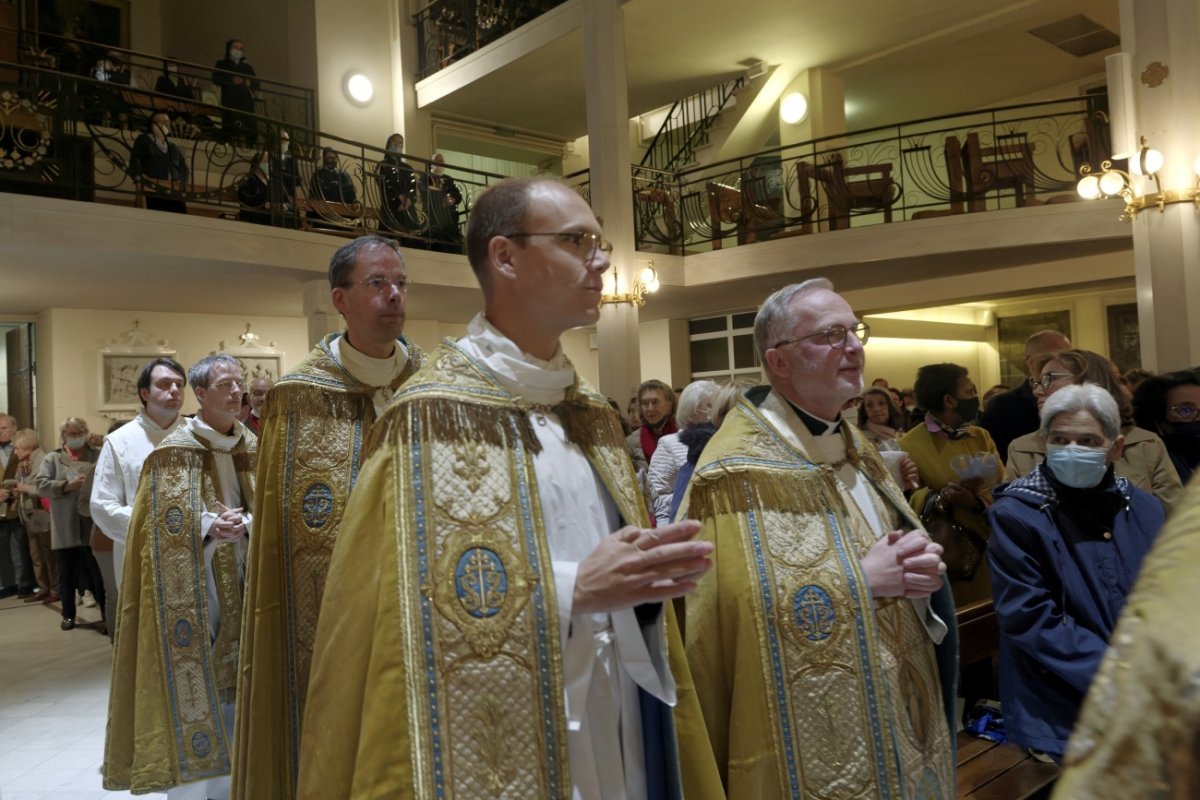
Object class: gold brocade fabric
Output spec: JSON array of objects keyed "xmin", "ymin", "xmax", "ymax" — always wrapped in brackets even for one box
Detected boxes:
[
  {"xmin": 681, "ymin": 397, "xmax": 954, "ymax": 800},
  {"xmin": 102, "ymin": 423, "xmax": 256, "ymax": 794},
  {"xmin": 231, "ymin": 335, "xmax": 423, "ymax": 800},
  {"xmin": 296, "ymin": 340, "xmax": 715, "ymax": 800},
  {"xmin": 1052, "ymin": 479, "xmax": 1200, "ymax": 800}
]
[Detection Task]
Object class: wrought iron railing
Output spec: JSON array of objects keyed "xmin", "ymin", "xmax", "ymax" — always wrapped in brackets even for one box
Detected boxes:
[
  {"xmin": 12, "ymin": 28, "xmax": 316, "ymax": 130},
  {"xmin": 0, "ymin": 61, "xmax": 505, "ymax": 251},
  {"xmin": 627, "ymin": 95, "xmax": 1112, "ymax": 254},
  {"xmin": 639, "ymin": 76, "xmax": 745, "ymax": 174},
  {"xmin": 414, "ymin": 0, "xmax": 567, "ymax": 80}
]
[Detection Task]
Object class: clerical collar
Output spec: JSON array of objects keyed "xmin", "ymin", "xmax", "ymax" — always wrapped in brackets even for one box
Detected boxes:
[
  {"xmin": 785, "ymin": 400, "xmax": 842, "ymax": 436},
  {"xmin": 336, "ymin": 333, "xmax": 409, "ymax": 389}
]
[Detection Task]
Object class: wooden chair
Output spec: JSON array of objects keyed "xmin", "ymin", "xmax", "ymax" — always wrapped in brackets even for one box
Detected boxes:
[
  {"xmin": 956, "ymin": 597, "xmax": 1000, "ymax": 668},
  {"xmin": 705, "ymin": 181, "xmax": 744, "ymax": 249},
  {"xmin": 962, "ymin": 132, "xmax": 1037, "ymax": 208},
  {"xmin": 956, "ymin": 730, "xmax": 1060, "ymax": 799},
  {"xmin": 634, "ymin": 186, "xmax": 682, "ymax": 255},
  {"xmin": 911, "ymin": 134, "xmax": 971, "ymax": 219},
  {"xmin": 815, "ymin": 153, "xmax": 896, "ymax": 230}
]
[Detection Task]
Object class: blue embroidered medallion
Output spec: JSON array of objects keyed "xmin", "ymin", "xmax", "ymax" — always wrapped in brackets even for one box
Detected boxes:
[
  {"xmin": 164, "ymin": 506, "xmax": 184, "ymax": 534},
  {"xmin": 793, "ymin": 584, "xmax": 836, "ymax": 641},
  {"xmin": 454, "ymin": 547, "xmax": 507, "ymax": 619},
  {"xmin": 301, "ymin": 483, "xmax": 334, "ymax": 529},
  {"xmin": 173, "ymin": 618, "xmax": 193, "ymax": 647},
  {"xmin": 191, "ymin": 731, "xmax": 211, "ymax": 758}
]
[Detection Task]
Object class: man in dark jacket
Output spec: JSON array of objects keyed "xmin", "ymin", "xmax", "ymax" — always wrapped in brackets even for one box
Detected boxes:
[
  {"xmin": 309, "ymin": 147, "xmax": 357, "ymax": 206},
  {"xmin": 987, "ymin": 383, "xmax": 1164, "ymax": 762},
  {"xmin": 980, "ymin": 329, "xmax": 1070, "ymax": 462},
  {"xmin": 129, "ymin": 112, "xmax": 188, "ymax": 213},
  {"xmin": 213, "ymin": 38, "xmax": 260, "ymax": 144}
]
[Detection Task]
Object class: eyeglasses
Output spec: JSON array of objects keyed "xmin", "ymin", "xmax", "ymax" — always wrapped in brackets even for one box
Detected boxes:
[
  {"xmin": 502, "ymin": 231, "xmax": 614, "ymax": 263},
  {"xmin": 1168, "ymin": 403, "xmax": 1199, "ymax": 420},
  {"xmin": 211, "ymin": 379, "xmax": 244, "ymax": 392},
  {"xmin": 773, "ymin": 322, "xmax": 870, "ymax": 350},
  {"xmin": 1030, "ymin": 371, "xmax": 1074, "ymax": 390},
  {"xmin": 339, "ymin": 276, "xmax": 410, "ymax": 295}
]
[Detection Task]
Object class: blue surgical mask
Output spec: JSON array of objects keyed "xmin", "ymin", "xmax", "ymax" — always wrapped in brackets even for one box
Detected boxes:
[
  {"xmin": 65, "ymin": 435, "xmax": 88, "ymax": 451},
  {"xmin": 1045, "ymin": 444, "xmax": 1110, "ymax": 488}
]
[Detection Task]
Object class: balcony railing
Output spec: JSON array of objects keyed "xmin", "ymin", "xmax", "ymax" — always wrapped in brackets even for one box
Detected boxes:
[
  {"xmin": 12, "ymin": 28, "xmax": 316, "ymax": 130},
  {"xmin": 624, "ymin": 96, "xmax": 1111, "ymax": 255},
  {"xmin": 414, "ymin": 0, "xmax": 567, "ymax": 80},
  {"xmin": 0, "ymin": 61, "xmax": 506, "ymax": 251}
]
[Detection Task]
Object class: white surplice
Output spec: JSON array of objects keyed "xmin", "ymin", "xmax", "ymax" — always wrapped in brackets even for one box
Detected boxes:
[{"xmin": 458, "ymin": 313, "xmax": 676, "ymax": 800}]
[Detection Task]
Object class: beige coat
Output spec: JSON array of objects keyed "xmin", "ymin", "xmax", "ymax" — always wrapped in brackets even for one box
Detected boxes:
[{"xmin": 1005, "ymin": 425, "xmax": 1184, "ymax": 512}]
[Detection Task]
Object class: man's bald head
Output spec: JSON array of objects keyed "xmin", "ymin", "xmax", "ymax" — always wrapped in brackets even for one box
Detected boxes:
[{"xmin": 1024, "ymin": 330, "xmax": 1071, "ymax": 374}]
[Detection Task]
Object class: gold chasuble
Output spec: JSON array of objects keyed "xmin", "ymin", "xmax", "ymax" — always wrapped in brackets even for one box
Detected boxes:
[
  {"xmin": 296, "ymin": 341, "xmax": 715, "ymax": 800},
  {"xmin": 1053, "ymin": 481, "xmax": 1200, "ymax": 800},
  {"xmin": 103, "ymin": 422, "xmax": 256, "ymax": 793},
  {"xmin": 681, "ymin": 390, "xmax": 954, "ymax": 800},
  {"xmin": 231, "ymin": 334, "xmax": 424, "ymax": 800}
]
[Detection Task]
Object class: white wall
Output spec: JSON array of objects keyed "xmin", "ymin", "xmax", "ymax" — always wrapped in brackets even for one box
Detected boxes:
[{"xmin": 34, "ymin": 308, "xmax": 309, "ymax": 451}]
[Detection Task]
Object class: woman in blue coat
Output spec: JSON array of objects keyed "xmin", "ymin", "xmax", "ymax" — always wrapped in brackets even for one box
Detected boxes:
[{"xmin": 987, "ymin": 383, "xmax": 1165, "ymax": 762}]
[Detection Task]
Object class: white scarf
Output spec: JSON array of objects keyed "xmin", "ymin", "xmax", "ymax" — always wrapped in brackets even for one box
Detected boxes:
[{"xmin": 332, "ymin": 334, "xmax": 410, "ymax": 416}]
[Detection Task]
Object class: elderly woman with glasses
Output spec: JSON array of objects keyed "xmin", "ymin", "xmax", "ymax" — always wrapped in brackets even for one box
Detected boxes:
[
  {"xmin": 987, "ymin": 383, "xmax": 1165, "ymax": 763},
  {"xmin": 1133, "ymin": 369, "xmax": 1200, "ymax": 487},
  {"xmin": 1007, "ymin": 349, "xmax": 1184, "ymax": 512}
]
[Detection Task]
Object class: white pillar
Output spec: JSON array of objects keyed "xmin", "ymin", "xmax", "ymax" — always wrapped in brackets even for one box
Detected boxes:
[
  {"xmin": 1120, "ymin": 0, "xmax": 1200, "ymax": 371},
  {"xmin": 583, "ymin": 0, "xmax": 642, "ymax": 399},
  {"xmin": 303, "ymin": 279, "xmax": 342, "ymax": 348}
]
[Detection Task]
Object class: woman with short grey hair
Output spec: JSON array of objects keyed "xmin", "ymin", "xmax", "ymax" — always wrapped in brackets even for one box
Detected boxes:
[
  {"xmin": 987, "ymin": 383, "xmax": 1166, "ymax": 762},
  {"xmin": 646, "ymin": 380, "xmax": 718, "ymax": 526}
]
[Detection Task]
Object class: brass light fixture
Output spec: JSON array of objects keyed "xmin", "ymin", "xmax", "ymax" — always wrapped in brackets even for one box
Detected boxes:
[
  {"xmin": 601, "ymin": 259, "xmax": 660, "ymax": 306},
  {"xmin": 1077, "ymin": 136, "xmax": 1200, "ymax": 221}
]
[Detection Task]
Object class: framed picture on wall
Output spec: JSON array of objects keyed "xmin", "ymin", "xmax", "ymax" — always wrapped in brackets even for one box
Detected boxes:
[
  {"xmin": 1106, "ymin": 303, "xmax": 1141, "ymax": 374},
  {"xmin": 996, "ymin": 310, "xmax": 1072, "ymax": 388},
  {"xmin": 98, "ymin": 350, "xmax": 175, "ymax": 412}
]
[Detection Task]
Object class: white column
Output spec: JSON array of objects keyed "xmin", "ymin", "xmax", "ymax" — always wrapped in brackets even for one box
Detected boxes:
[
  {"xmin": 583, "ymin": 0, "xmax": 642, "ymax": 399},
  {"xmin": 1120, "ymin": 0, "xmax": 1200, "ymax": 371},
  {"xmin": 303, "ymin": 279, "xmax": 342, "ymax": 348}
]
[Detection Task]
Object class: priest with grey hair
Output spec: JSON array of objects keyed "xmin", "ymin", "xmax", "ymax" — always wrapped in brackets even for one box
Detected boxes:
[{"xmin": 987, "ymin": 382, "xmax": 1166, "ymax": 763}]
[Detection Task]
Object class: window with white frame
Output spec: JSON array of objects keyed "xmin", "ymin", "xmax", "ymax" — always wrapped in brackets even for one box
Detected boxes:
[{"xmin": 689, "ymin": 311, "xmax": 761, "ymax": 382}]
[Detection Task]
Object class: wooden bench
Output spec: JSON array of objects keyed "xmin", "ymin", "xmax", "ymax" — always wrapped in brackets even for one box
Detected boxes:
[{"xmin": 957, "ymin": 730, "xmax": 1060, "ymax": 799}]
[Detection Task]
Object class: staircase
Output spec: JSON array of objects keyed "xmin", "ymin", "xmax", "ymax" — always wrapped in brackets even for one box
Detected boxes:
[{"xmin": 639, "ymin": 76, "xmax": 746, "ymax": 173}]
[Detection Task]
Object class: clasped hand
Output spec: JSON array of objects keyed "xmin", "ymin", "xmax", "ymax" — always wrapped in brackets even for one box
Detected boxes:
[
  {"xmin": 572, "ymin": 519, "xmax": 713, "ymax": 616},
  {"xmin": 210, "ymin": 502, "xmax": 246, "ymax": 541},
  {"xmin": 862, "ymin": 529, "xmax": 945, "ymax": 599}
]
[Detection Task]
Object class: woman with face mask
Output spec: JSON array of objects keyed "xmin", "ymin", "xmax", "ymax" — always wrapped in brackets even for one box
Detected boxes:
[
  {"xmin": 1007, "ymin": 349, "xmax": 1183, "ymax": 512},
  {"xmin": 213, "ymin": 38, "xmax": 260, "ymax": 145},
  {"xmin": 986, "ymin": 383, "xmax": 1165, "ymax": 764},
  {"xmin": 1133, "ymin": 369, "xmax": 1200, "ymax": 487},
  {"xmin": 33, "ymin": 417, "xmax": 104, "ymax": 632}
]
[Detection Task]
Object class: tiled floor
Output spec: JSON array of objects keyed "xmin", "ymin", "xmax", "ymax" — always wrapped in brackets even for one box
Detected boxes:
[{"xmin": 0, "ymin": 593, "xmax": 165, "ymax": 800}]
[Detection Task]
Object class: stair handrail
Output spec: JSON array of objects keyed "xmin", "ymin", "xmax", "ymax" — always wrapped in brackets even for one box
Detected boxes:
[{"xmin": 639, "ymin": 76, "xmax": 745, "ymax": 173}]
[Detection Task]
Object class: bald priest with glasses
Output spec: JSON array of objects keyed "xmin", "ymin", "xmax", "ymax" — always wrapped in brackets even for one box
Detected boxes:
[
  {"xmin": 297, "ymin": 178, "xmax": 721, "ymax": 800},
  {"xmin": 678, "ymin": 279, "xmax": 958, "ymax": 800}
]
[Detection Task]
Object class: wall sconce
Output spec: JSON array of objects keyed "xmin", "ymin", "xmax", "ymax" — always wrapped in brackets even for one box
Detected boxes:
[
  {"xmin": 344, "ymin": 72, "xmax": 374, "ymax": 105},
  {"xmin": 601, "ymin": 259, "xmax": 660, "ymax": 306},
  {"xmin": 780, "ymin": 92, "xmax": 809, "ymax": 125},
  {"xmin": 1077, "ymin": 136, "xmax": 1200, "ymax": 221}
]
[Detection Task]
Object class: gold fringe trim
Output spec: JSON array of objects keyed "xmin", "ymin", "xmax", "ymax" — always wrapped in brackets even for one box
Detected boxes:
[
  {"xmin": 147, "ymin": 446, "xmax": 204, "ymax": 473},
  {"xmin": 232, "ymin": 452, "xmax": 254, "ymax": 473},
  {"xmin": 365, "ymin": 396, "xmax": 541, "ymax": 460},
  {"xmin": 261, "ymin": 381, "xmax": 373, "ymax": 424},
  {"xmin": 558, "ymin": 394, "xmax": 628, "ymax": 455},
  {"xmin": 687, "ymin": 466, "xmax": 841, "ymax": 521}
]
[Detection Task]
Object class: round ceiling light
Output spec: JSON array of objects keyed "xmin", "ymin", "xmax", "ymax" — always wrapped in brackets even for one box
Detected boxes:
[
  {"xmin": 345, "ymin": 72, "xmax": 374, "ymax": 105},
  {"xmin": 780, "ymin": 92, "xmax": 809, "ymax": 125}
]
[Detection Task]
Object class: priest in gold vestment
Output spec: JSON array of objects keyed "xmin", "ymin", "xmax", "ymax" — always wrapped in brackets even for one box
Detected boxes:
[
  {"xmin": 1053, "ymin": 478, "xmax": 1200, "ymax": 800},
  {"xmin": 681, "ymin": 279, "xmax": 958, "ymax": 800},
  {"xmin": 231, "ymin": 236, "xmax": 424, "ymax": 800},
  {"xmin": 104, "ymin": 355, "xmax": 256, "ymax": 799},
  {"xmin": 297, "ymin": 178, "xmax": 719, "ymax": 799}
]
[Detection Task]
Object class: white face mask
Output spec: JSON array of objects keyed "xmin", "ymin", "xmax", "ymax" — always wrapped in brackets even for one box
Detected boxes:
[
  {"xmin": 280, "ymin": 141, "xmax": 290, "ymax": 155},
  {"xmin": 432, "ymin": 165, "xmax": 444, "ymax": 175},
  {"xmin": 157, "ymin": 124, "xmax": 171, "ymax": 138},
  {"xmin": 167, "ymin": 66, "xmax": 178, "ymax": 75},
  {"xmin": 258, "ymin": 161, "xmax": 269, "ymax": 176},
  {"xmin": 386, "ymin": 146, "xmax": 403, "ymax": 155},
  {"xmin": 230, "ymin": 48, "xmax": 244, "ymax": 62}
]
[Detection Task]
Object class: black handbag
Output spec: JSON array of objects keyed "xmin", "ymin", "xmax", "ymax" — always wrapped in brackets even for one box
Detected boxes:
[{"xmin": 920, "ymin": 500, "xmax": 987, "ymax": 582}]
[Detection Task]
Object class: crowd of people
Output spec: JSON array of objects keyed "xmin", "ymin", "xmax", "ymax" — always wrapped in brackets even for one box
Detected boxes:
[{"xmin": 3, "ymin": 177, "xmax": 1199, "ymax": 799}]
